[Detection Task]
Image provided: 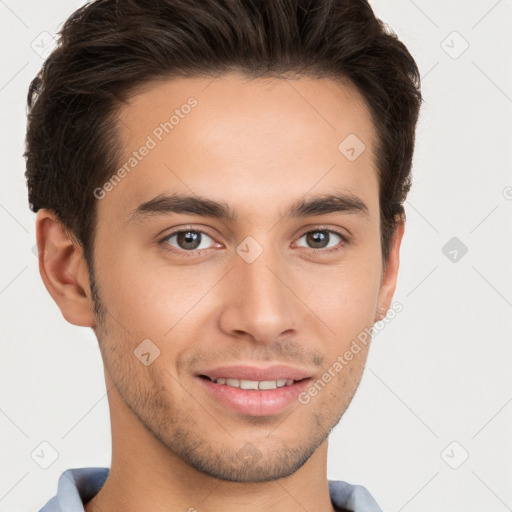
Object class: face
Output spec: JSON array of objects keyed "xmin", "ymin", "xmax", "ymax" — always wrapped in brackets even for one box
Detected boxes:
[{"xmin": 83, "ymin": 73, "xmax": 399, "ymax": 482}]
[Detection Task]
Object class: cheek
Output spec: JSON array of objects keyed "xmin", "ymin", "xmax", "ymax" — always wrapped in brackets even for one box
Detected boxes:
[
  {"xmin": 307, "ymin": 254, "xmax": 382, "ymax": 332},
  {"xmin": 95, "ymin": 242, "xmax": 219, "ymax": 350},
  {"xmin": 307, "ymin": 284, "xmax": 377, "ymax": 367}
]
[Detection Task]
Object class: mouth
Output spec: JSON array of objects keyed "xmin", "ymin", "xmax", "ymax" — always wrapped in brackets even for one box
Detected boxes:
[
  {"xmin": 199, "ymin": 375, "xmax": 306, "ymax": 390},
  {"xmin": 195, "ymin": 365, "xmax": 313, "ymax": 416}
]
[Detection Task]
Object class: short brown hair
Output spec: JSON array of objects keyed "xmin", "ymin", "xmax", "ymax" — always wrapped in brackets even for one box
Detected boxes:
[{"xmin": 25, "ymin": 0, "xmax": 422, "ymax": 269}]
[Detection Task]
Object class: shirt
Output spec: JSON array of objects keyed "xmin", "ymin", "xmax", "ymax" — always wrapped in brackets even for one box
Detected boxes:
[{"xmin": 38, "ymin": 467, "xmax": 383, "ymax": 512}]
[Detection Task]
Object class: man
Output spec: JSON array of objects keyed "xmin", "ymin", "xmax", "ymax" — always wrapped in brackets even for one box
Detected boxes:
[{"xmin": 25, "ymin": 0, "xmax": 422, "ymax": 510}]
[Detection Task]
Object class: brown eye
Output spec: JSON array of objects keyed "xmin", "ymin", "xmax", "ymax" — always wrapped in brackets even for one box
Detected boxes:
[
  {"xmin": 305, "ymin": 231, "xmax": 329, "ymax": 249},
  {"xmin": 163, "ymin": 229, "xmax": 216, "ymax": 253},
  {"xmin": 176, "ymin": 230, "xmax": 201, "ymax": 250},
  {"xmin": 295, "ymin": 229, "xmax": 347, "ymax": 253}
]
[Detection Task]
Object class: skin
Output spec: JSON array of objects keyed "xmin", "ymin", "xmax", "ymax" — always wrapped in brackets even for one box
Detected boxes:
[{"xmin": 36, "ymin": 72, "xmax": 404, "ymax": 512}]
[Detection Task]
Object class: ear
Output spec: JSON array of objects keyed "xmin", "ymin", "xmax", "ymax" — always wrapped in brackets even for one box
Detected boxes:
[
  {"xmin": 375, "ymin": 220, "xmax": 405, "ymax": 322},
  {"xmin": 35, "ymin": 209, "xmax": 96, "ymax": 327}
]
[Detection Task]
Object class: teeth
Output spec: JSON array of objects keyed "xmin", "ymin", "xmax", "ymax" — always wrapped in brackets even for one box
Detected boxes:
[
  {"xmin": 240, "ymin": 379, "xmax": 259, "ymax": 390},
  {"xmin": 259, "ymin": 380, "xmax": 277, "ymax": 390},
  {"xmin": 212, "ymin": 378, "xmax": 297, "ymax": 389}
]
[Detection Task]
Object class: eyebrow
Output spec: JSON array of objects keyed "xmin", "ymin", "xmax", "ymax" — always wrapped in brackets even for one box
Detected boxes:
[{"xmin": 129, "ymin": 191, "xmax": 369, "ymax": 223}]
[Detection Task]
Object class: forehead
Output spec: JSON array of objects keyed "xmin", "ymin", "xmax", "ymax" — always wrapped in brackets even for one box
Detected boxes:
[{"xmin": 102, "ymin": 72, "xmax": 379, "ymax": 223}]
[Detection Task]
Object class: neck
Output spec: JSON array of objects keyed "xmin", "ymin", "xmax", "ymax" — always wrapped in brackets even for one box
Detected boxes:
[{"xmin": 85, "ymin": 379, "xmax": 336, "ymax": 512}]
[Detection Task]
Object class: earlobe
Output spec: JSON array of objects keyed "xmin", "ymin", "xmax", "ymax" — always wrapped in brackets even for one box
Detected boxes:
[
  {"xmin": 35, "ymin": 209, "xmax": 96, "ymax": 327},
  {"xmin": 375, "ymin": 220, "xmax": 405, "ymax": 322}
]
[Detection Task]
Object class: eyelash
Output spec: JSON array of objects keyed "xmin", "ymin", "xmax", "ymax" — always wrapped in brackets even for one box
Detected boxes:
[{"xmin": 158, "ymin": 226, "xmax": 349, "ymax": 258}]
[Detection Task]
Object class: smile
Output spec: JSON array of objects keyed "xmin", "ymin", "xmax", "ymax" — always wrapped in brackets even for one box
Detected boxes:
[
  {"xmin": 201, "ymin": 376, "xmax": 298, "ymax": 390},
  {"xmin": 196, "ymin": 366, "xmax": 313, "ymax": 416}
]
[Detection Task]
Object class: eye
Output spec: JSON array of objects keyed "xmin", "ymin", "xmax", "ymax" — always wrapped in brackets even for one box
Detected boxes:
[
  {"xmin": 295, "ymin": 228, "xmax": 348, "ymax": 253},
  {"xmin": 159, "ymin": 226, "xmax": 349, "ymax": 257},
  {"xmin": 161, "ymin": 228, "xmax": 218, "ymax": 255}
]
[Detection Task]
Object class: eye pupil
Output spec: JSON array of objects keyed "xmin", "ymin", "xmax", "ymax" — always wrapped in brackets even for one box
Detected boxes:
[
  {"xmin": 165, "ymin": 228, "xmax": 343, "ymax": 256},
  {"xmin": 307, "ymin": 231, "xmax": 328, "ymax": 249},
  {"xmin": 177, "ymin": 231, "xmax": 201, "ymax": 250}
]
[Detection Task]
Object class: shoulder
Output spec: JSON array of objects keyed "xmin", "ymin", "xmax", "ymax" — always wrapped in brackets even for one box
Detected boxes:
[
  {"xmin": 37, "ymin": 467, "xmax": 110, "ymax": 512},
  {"xmin": 328, "ymin": 479, "xmax": 383, "ymax": 512}
]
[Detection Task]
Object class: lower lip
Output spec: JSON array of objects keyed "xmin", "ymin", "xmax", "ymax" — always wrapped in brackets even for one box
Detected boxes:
[{"xmin": 198, "ymin": 377, "xmax": 311, "ymax": 416}]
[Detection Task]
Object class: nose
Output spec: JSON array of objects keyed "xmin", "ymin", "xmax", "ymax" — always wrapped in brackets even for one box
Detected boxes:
[{"xmin": 217, "ymin": 239, "xmax": 301, "ymax": 345}]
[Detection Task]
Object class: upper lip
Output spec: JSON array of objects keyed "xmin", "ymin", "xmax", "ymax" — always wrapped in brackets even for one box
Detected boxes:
[{"xmin": 197, "ymin": 364, "xmax": 312, "ymax": 382}]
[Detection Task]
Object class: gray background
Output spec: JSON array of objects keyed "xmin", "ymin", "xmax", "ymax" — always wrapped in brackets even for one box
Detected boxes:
[{"xmin": 1, "ymin": 1, "xmax": 511, "ymax": 510}]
